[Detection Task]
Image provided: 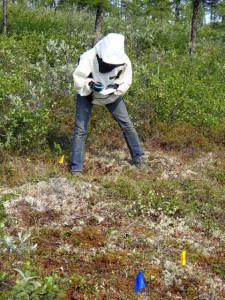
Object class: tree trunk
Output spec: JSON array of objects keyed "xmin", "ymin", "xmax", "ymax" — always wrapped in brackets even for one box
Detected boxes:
[
  {"xmin": 93, "ymin": 5, "xmax": 105, "ymax": 46},
  {"xmin": 2, "ymin": 0, "xmax": 7, "ymax": 34},
  {"xmin": 189, "ymin": 0, "xmax": 201, "ymax": 54}
]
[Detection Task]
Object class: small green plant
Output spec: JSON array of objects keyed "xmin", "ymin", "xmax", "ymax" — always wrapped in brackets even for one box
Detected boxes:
[
  {"xmin": 1, "ymin": 270, "xmax": 66, "ymax": 300},
  {"xmin": 0, "ymin": 222, "xmax": 66, "ymax": 300}
]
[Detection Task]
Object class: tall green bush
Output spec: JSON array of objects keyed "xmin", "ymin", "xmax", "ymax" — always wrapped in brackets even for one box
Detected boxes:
[{"xmin": 0, "ymin": 4, "xmax": 224, "ymax": 153}]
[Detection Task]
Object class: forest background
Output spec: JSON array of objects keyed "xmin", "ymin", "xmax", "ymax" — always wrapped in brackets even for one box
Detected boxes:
[
  {"xmin": 0, "ymin": 1, "xmax": 225, "ymax": 299},
  {"xmin": 0, "ymin": 0, "xmax": 225, "ymax": 157}
]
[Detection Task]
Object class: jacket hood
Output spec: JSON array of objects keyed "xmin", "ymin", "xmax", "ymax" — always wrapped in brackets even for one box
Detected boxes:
[{"xmin": 95, "ymin": 33, "xmax": 127, "ymax": 65}]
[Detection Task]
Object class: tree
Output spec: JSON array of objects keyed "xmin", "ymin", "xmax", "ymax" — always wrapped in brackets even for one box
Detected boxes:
[
  {"xmin": 189, "ymin": 0, "xmax": 201, "ymax": 54},
  {"xmin": 119, "ymin": 0, "xmax": 173, "ymax": 21},
  {"xmin": 76, "ymin": 0, "xmax": 112, "ymax": 44},
  {"xmin": 146, "ymin": 0, "xmax": 173, "ymax": 22},
  {"xmin": 2, "ymin": 0, "xmax": 7, "ymax": 34},
  {"xmin": 218, "ymin": 1, "xmax": 225, "ymax": 22},
  {"xmin": 205, "ymin": 0, "xmax": 221, "ymax": 22},
  {"xmin": 203, "ymin": 0, "xmax": 225, "ymax": 22},
  {"xmin": 94, "ymin": 4, "xmax": 105, "ymax": 45}
]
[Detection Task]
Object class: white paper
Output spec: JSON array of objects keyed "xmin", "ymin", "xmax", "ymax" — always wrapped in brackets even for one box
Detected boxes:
[{"xmin": 99, "ymin": 88, "xmax": 116, "ymax": 95}]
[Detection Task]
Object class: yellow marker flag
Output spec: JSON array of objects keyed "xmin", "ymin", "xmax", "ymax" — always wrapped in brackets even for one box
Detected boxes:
[
  {"xmin": 58, "ymin": 155, "xmax": 65, "ymax": 164},
  {"xmin": 180, "ymin": 250, "xmax": 186, "ymax": 266}
]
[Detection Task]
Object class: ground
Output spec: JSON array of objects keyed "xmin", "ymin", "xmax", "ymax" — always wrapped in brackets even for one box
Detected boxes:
[{"xmin": 1, "ymin": 147, "xmax": 225, "ymax": 299}]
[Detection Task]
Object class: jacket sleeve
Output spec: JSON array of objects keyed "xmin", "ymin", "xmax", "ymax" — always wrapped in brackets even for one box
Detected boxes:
[
  {"xmin": 73, "ymin": 52, "xmax": 93, "ymax": 96},
  {"xmin": 114, "ymin": 58, "xmax": 132, "ymax": 96}
]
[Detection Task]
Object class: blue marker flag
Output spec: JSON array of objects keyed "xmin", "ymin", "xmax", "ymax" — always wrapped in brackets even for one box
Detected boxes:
[{"xmin": 134, "ymin": 271, "xmax": 146, "ymax": 292}]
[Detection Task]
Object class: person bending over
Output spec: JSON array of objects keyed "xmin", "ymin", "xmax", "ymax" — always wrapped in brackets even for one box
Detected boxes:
[{"xmin": 71, "ymin": 33, "xmax": 147, "ymax": 174}]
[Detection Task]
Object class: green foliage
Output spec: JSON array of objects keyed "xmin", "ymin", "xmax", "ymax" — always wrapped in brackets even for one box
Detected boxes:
[
  {"xmin": 0, "ymin": 193, "xmax": 16, "ymax": 222},
  {"xmin": 0, "ymin": 201, "xmax": 7, "ymax": 222},
  {"xmin": 0, "ymin": 31, "xmax": 78, "ymax": 152},
  {"xmin": 0, "ymin": 3, "xmax": 224, "ymax": 153},
  {"xmin": 0, "ymin": 221, "xmax": 66, "ymax": 300},
  {"xmin": 1, "ymin": 101, "xmax": 50, "ymax": 152},
  {"xmin": 102, "ymin": 169, "xmax": 225, "ymax": 233},
  {"xmin": 3, "ymin": 271, "xmax": 66, "ymax": 300},
  {"xmin": 76, "ymin": 0, "xmax": 112, "ymax": 10}
]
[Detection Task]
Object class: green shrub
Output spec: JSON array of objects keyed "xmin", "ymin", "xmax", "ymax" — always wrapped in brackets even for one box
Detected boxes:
[
  {"xmin": 0, "ymin": 4, "xmax": 224, "ymax": 153},
  {"xmin": 0, "ymin": 221, "xmax": 66, "ymax": 300}
]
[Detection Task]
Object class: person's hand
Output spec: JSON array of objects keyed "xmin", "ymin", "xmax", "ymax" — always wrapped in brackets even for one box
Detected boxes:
[
  {"xmin": 89, "ymin": 81, "xmax": 104, "ymax": 92},
  {"xmin": 106, "ymin": 84, "xmax": 119, "ymax": 90}
]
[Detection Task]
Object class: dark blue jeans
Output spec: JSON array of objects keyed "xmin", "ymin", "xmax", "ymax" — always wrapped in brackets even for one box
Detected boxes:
[{"xmin": 71, "ymin": 94, "xmax": 144, "ymax": 171}]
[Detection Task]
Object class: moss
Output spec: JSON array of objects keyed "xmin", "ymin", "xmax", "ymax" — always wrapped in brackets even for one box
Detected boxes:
[
  {"xmin": 93, "ymin": 251, "xmax": 129, "ymax": 270},
  {"xmin": 17, "ymin": 202, "xmax": 61, "ymax": 227},
  {"xmin": 170, "ymin": 277, "xmax": 200, "ymax": 299},
  {"xmin": 32, "ymin": 227, "xmax": 63, "ymax": 254},
  {"xmin": 65, "ymin": 226, "xmax": 106, "ymax": 249}
]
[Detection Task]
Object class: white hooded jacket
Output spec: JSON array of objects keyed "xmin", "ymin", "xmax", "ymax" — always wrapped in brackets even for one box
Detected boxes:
[{"xmin": 73, "ymin": 33, "xmax": 132, "ymax": 105}]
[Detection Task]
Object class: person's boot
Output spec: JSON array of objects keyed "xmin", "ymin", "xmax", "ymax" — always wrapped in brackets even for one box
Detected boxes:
[
  {"xmin": 132, "ymin": 155, "xmax": 148, "ymax": 169},
  {"xmin": 70, "ymin": 164, "xmax": 83, "ymax": 175},
  {"xmin": 70, "ymin": 170, "xmax": 83, "ymax": 176}
]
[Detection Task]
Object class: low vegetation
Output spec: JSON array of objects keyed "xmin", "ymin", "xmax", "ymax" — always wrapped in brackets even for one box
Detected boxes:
[
  {"xmin": 1, "ymin": 146, "xmax": 225, "ymax": 299},
  {"xmin": 0, "ymin": 3, "xmax": 225, "ymax": 299}
]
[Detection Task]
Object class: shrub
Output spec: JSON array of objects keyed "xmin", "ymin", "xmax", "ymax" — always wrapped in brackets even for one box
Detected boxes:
[{"xmin": 0, "ymin": 4, "xmax": 224, "ymax": 154}]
